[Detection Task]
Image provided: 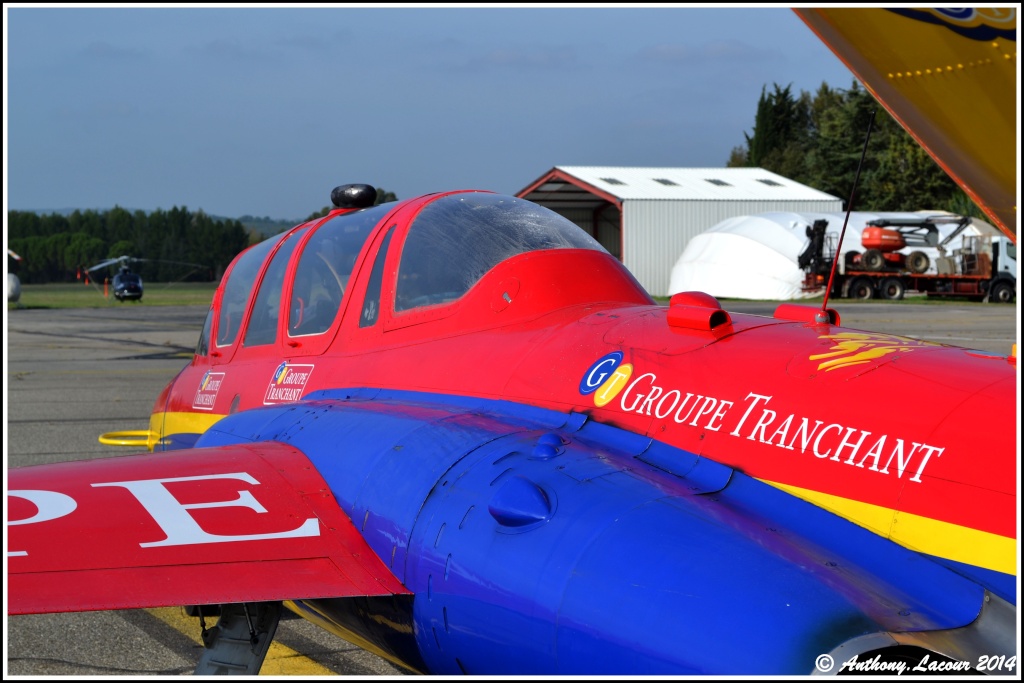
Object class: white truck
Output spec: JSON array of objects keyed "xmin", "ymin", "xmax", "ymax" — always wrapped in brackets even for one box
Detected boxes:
[{"xmin": 800, "ymin": 215, "xmax": 1017, "ymax": 303}]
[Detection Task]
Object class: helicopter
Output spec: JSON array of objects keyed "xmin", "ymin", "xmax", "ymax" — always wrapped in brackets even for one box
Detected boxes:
[
  {"xmin": 7, "ymin": 249, "xmax": 23, "ymax": 305},
  {"xmin": 84, "ymin": 255, "xmax": 210, "ymax": 303}
]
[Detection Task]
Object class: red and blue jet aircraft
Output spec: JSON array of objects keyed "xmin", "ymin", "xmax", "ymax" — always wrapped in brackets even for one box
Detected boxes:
[{"xmin": 7, "ymin": 181, "xmax": 1017, "ymax": 675}]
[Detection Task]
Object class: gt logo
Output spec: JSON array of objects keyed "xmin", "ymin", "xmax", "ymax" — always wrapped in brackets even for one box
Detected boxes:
[{"xmin": 579, "ymin": 352, "xmax": 634, "ymax": 407}]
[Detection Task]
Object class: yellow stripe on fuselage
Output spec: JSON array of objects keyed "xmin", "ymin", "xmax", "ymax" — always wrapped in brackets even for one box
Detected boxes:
[
  {"xmin": 149, "ymin": 411, "xmax": 226, "ymax": 449},
  {"xmin": 766, "ymin": 480, "xmax": 1016, "ymax": 576}
]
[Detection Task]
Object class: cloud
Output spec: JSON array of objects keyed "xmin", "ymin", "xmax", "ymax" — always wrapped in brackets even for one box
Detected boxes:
[
  {"xmin": 77, "ymin": 41, "xmax": 150, "ymax": 63},
  {"xmin": 638, "ymin": 39, "xmax": 782, "ymax": 67},
  {"xmin": 475, "ymin": 45, "xmax": 578, "ymax": 70},
  {"xmin": 417, "ymin": 38, "xmax": 581, "ymax": 73},
  {"xmin": 54, "ymin": 101, "xmax": 140, "ymax": 120},
  {"xmin": 273, "ymin": 29, "xmax": 353, "ymax": 52},
  {"xmin": 191, "ymin": 38, "xmax": 274, "ymax": 63}
]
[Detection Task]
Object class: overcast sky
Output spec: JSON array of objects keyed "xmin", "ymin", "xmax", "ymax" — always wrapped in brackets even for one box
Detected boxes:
[{"xmin": 4, "ymin": 4, "xmax": 859, "ymax": 221}]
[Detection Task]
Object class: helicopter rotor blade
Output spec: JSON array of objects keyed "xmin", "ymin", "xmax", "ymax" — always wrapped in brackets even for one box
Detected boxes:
[
  {"xmin": 86, "ymin": 256, "xmax": 129, "ymax": 273},
  {"xmin": 84, "ymin": 256, "xmax": 211, "ymax": 285},
  {"xmin": 149, "ymin": 258, "xmax": 207, "ymax": 269}
]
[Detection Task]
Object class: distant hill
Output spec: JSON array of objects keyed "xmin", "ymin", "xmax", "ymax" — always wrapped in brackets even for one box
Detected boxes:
[
  {"xmin": 12, "ymin": 208, "xmax": 302, "ymax": 240},
  {"xmin": 225, "ymin": 214, "xmax": 302, "ymax": 238},
  {"xmin": 16, "ymin": 190, "xmax": 400, "ymax": 240}
]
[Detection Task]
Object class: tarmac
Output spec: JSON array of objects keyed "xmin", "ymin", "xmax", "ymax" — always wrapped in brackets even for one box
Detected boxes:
[{"xmin": 4, "ymin": 300, "xmax": 1019, "ymax": 675}]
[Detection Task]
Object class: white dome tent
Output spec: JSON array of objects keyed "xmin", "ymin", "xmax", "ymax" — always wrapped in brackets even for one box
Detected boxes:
[{"xmin": 668, "ymin": 211, "xmax": 999, "ymax": 300}]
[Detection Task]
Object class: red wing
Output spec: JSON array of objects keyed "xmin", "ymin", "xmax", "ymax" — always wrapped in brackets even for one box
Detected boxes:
[{"xmin": 8, "ymin": 442, "xmax": 409, "ymax": 615}]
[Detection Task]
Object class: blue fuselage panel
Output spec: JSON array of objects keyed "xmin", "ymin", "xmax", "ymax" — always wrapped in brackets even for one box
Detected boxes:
[{"xmin": 197, "ymin": 388, "xmax": 988, "ymax": 675}]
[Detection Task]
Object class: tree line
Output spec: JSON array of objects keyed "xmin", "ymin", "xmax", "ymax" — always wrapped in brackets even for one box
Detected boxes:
[
  {"xmin": 729, "ymin": 80, "xmax": 982, "ymax": 219},
  {"xmin": 6, "ymin": 187, "xmax": 402, "ymax": 284},
  {"xmin": 7, "ymin": 206, "xmax": 251, "ymax": 284}
]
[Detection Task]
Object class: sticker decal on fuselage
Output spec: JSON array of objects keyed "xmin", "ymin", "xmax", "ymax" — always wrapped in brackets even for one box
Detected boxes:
[
  {"xmin": 264, "ymin": 363, "xmax": 314, "ymax": 405},
  {"xmin": 811, "ymin": 331, "xmax": 938, "ymax": 372},
  {"xmin": 578, "ymin": 352, "xmax": 946, "ymax": 485},
  {"xmin": 193, "ymin": 371, "xmax": 226, "ymax": 410}
]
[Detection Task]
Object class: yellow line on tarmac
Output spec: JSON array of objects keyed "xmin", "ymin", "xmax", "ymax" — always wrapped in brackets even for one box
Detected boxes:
[{"xmin": 146, "ymin": 606, "xmax": 337, "ymax": 675}]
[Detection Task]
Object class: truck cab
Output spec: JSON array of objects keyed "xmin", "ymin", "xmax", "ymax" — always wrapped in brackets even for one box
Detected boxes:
[{"xmin": 982, "ymin": 235, "xmax": 1017, "ymax": 303}]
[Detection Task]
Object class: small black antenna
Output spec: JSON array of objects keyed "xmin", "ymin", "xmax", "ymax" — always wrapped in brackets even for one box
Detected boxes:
[{"xmin": 818, "ymin": 108, "xmax": 877, "ymax": 323}]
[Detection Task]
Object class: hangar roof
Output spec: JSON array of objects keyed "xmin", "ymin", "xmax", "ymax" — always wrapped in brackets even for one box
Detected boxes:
[{"xmin": 517, "ymin": 166, "xmax": 841, "ymax": 209}]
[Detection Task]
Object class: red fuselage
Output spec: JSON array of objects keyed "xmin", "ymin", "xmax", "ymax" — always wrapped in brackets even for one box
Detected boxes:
[{"xmin": 152, "ymin": 191, "xmax": 1016, "ymax": 588}]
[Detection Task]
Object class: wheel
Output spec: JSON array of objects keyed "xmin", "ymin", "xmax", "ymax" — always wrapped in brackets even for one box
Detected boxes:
[
  {"xmin": 988, "ymin": 279, "xmax": 1015, "ymax": 303},
  {"xmin": 848, "ymin": 277, "xmax": 875, "ymax": 300},
  {"xmin": 844, "ymin": 250, "xmax": 861, "ymax": 270},
  {"xmin": 906, "ymin": 251, "xmax": 930, "ymax": 274},
  {"xmin": 862, "ymin": 249, "xmax": 885, "ymax": 271},
  {"xmin": 879, "ymin": 277, "xmax": 905, "ymax": 300}
]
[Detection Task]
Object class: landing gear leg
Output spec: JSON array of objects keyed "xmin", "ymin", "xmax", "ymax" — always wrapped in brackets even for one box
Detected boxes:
[{"xmin": 194, "ymin": 602, "xmax": 282, "ymax": 675}]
